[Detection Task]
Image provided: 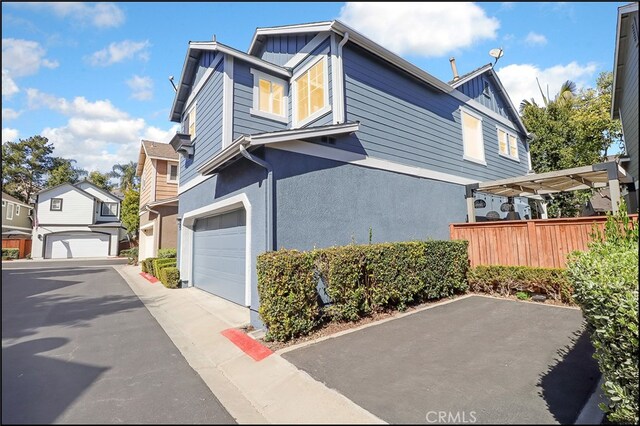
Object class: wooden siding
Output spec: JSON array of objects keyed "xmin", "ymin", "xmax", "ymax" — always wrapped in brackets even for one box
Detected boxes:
[
  {"xmin": 258, "ymin": 34, "xmax": 314, "ymax": 66},
  {"xmin": 233, "ymin": 60, "xmax": 288, "ymax": 138},
  {"xmin": 155, "ymin": 160, "xmax": 179, "ymax": 200},
  {"xmin": 139, "ymin": 155, "xmax": 155, "ymax": 208},
  {"xmin": 2, "ymin": 238, "xmax": 32, "ymax": 258},
  {"xmin": 450, "ymin": 214, "xmax": 639, "ymax": 268},
  {"xmin": 457, "ymin": 74, "xmax": 515, "ymax": 122},
  {"xmin": 337, "ymin": 44, "xmax": 529, "ymax": 183},
  {"xmin": 180, "ymin": 59, "xmax": 225, "ymax": 185},
  {"xmin": 620, "ymin": 11, "xmax": 639, "ymax": 181}
]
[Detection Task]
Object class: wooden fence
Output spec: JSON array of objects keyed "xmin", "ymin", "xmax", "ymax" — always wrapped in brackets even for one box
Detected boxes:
[
  {"xmin": 2, "ymin": 239, "xmax": 32, "ymax": 259},
  {"xmin": 450, "ymin": 214, "xmax": 638, "ymax": 268}
]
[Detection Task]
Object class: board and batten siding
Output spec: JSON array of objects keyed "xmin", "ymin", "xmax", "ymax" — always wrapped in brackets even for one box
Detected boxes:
[
  {"xmin": 193, "ymin": 51, "xmax": 219, "ymax": 94},
  {"xmin": 140, "ymin": 155, "xmax": 155, "ymax": 207},
  {"xmin": 37, "ymin": 186, "xmax": 94, "ymax": 225},
  {"xmin": 180, "ymin": 59, "xmax": 225, "ymax": 185},
  {"xmin": 155, "ymin": 160, "xmax": 179, "ymax": 200},
  {"xmin": 619, "ymin": 14, "xmax": 639, "ymax": 181},
  {"xmin": 337, "ymin": 44, "xmax": 529, "ymax": 183},
  {"xmin": 257, "ymin": 34, "xmax": 314, "ymax": 66},
  {"xmin": 233, "ymin": 60, "xmax": 288, "ymax": 138},
  {"xmin": 457, "ymin": 74, "xmax": 516, "ymax": 123}
]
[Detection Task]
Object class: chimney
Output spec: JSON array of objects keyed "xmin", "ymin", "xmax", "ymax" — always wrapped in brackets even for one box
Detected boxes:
[{"xmin": 449, "ymin": 57, "xmax": 459, "ymax": 82}]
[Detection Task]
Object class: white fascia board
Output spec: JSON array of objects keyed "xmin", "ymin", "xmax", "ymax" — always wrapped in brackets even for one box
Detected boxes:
[
  {"xmin": 449, "ymin": 64, "xmax": 493, "ymax": 88},
  {"xmin": 195, "ymin": 136, "xmax": 249, "ymax": 175},
  {"xmin": 249, "ymin": 122, "xmax": 360, "ymax": 145},
  {"xmin": 178, "ymin": 174, "xmax": 215, "ymax": 195},
  {"xmin": 248, "ymin": 22, "xmax": 334, "ymax": 54},
  {"xmin": 190, "ymin": 42, "xmax": 291, "ymax": 78},
  {"xmin": 283, "ymin": 32, "xmax": 331, "ymax": 68},
  {"xmin": 486, "ymin": 69, "xmax": 529, "ymax": 135},
  {"xmin": 184, "ymin": 53, "xmax": 224, "ymax": 113}
]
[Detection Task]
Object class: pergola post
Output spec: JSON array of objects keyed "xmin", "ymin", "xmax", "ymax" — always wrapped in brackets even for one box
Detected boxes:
[
  {"xmin": 465, "ymin": 183, "xmax": 479, "ymax": 223},
  {"xmin": 538, "ymin": 200, "xmax": 549, "ymax": 219}
]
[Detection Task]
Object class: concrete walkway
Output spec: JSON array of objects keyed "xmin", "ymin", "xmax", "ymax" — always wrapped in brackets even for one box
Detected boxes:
[{"xmin": 115, "ymin": 265, "xmax": 384, "ymax": 424}]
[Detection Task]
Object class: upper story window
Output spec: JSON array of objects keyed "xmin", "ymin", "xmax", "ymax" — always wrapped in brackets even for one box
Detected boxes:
[
  {"xmin": 2, "ymin": 200, "xmax": 6, "ymax": 207},
  {"xmin": 16, "ymin": 205, "xmax": 20, "ymax": 216},
  {"xmin": 460, "ymin": 109, "xmax": 486, "ymax": 165},
  {"xmin": 250, "ymin": 69, "xmax": 288, "ymax": 123},
  {"xmin": 6, "ymin": 203, "xmax": 14, "ymax": 220},
  {"xmin": 50, "ymin": 198, "xmax": 63, "ymax": 211},
  {"xmin": 167, "ymin": 163, "xmax": 178, "ymax": 183},
  {"xmin": 184, "ymin": 102, "xmax": 197, "ymax": 140},
  {"xmin": 101, "ymin": 202, "xmax": 118, "ymax": 217},
  {"xmin": 292, "ymin": 54, "xmax": 330, "ymax": 127},
  {"xmin": 497, "ymin": 127, "xmax": 519, "ymax": 161}
]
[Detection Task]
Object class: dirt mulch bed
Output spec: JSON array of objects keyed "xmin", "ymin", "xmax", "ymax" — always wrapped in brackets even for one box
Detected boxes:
[{"xmin": 259, "ymin": 292, "xmax": 577, "ymax": 352}]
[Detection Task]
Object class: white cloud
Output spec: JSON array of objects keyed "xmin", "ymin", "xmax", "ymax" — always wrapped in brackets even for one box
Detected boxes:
[
  {"xmin": 338, "ymin": 2, "xmax": 500, "ymax": 57},
  {"xmin": 2, "ymin": 38, "xmax": 59, "ymax": 77},
  {"xmin": 126, "ymin": 75, "xmax": 153, "ymax": 101},
  {"xmin": 7, "ymin": 2, "xmax": 125, "ymax": 28},
  {"xmin": 2, "ymin": 128, "xmax": 19, "ymax": 144},
  {"xmin": 497, "ymin": 61, "xmax": 598, "ymax": 107},
  {"xmin": 524, "ymin": 32, "xmax": 547, "ymax": 46},
  {"xmin": 27, "ymin": 89, "xmax": 178, "ymax": 172},
  {"xmin": 2, "ymin": 70, "xmax": 19, "ymax": 98},
  {"xmin": 87, "ymin": 40, "xmax": 151, "ymax": 66},
  {"xmin": 2, "ymin": 108, "xmax": 21, "ymax": 121}
]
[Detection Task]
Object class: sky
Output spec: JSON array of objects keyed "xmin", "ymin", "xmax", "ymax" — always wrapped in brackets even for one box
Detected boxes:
[{"xmin": 1, "ymin": 2, "xmax": 628, "ymax": 173}]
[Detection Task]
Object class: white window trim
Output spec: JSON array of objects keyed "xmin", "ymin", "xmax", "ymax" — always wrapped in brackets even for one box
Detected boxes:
[
  {"xmin": 460, "ymin": 107, "xmax": 486, "ymax": 166},
  {"xmin": 6, "ymin": 203, "xmax": 14, "ymax": 220},
  {"xmin": 167, "ymin": 162, "xmax": 179, "ymax": 183},
  {"xmin": 184, "ymin": 101, "xmax": 197, "ymax": 142},
  {"xmin": 2, "ymin": 200, "xmax": 6, "ymax": 207},
  {"xmin": 249, "ymin": 68, "xmax": 289, "ymax": 124},
  {"xmin": 291, "ymin": 50, "xmax": 331, "ymax": 128},
  {"xmin": 496, "ymin": 125, "xmax": 520, "ymax": 162}
]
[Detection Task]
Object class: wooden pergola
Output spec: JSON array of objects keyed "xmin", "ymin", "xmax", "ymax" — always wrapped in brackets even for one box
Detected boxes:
[{"xmin": 465, "ymin": 161, "xmax": 635, "ymax": 222}]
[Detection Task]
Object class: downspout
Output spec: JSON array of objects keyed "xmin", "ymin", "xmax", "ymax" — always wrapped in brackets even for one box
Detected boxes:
[
  {"xmin": 239, "ymin": 145, "xmax": 273, "ymax": 252},
  {"xmin": 336, "ymin": 32, "xmax": 349, "ymax": 124},
  {"xmin": 145, "ymin": 205, "xmax": 161, "ymax": 254}
]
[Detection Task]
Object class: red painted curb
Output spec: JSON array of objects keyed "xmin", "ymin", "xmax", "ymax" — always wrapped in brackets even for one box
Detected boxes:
[
  {"xmin": 140, "ymin": 272, "xmax": 159, "ymax": 284},
  {"xmin": 221, "ymin": 328, "xmax": 273, "ymax": 361}
]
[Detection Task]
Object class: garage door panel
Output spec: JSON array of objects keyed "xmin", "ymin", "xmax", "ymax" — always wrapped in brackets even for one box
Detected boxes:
[
  {"xmin": 192, "ymin": 209, "xmax": 246, "ymax": 305},
  {"xmin": 45, "ymin": 233, "xmax": 110, "ymax": 259}
]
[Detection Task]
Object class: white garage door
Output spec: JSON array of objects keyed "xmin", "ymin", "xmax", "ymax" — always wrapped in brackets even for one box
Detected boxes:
[
  {"xmin": 192, "ymin": 209, "xmax": 246, "ymax": 305},
  {"xmin": 45, "ymin": 233, "xmax": 110, "ymax": 259}
]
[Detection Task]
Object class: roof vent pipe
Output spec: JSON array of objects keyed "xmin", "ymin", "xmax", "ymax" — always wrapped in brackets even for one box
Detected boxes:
[{"xmin": 449, "ymin": 57, "xmax": 459, "ymax": 82}]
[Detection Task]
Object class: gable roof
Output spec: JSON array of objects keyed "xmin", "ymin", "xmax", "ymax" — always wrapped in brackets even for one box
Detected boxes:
[
  {"xmin": 36, "ymin": 183, "xmax": 96, "ymax": 201},
  {"xmin": 137, "ymin": 139, "xmax": 178, "ymax": 176},
  {"xmin": 449, "ymin": 63, "xmax": 528, "ymax": 135},
  {"xmin": 75, "ymin": 180, "xmax": 122, "ymax": 201},
  {"xmin": 611, "ymin": 2, "xmax": 639, "ymax": 119},
  {"xmin": 2, "ymin": 192, "xmax": 32, "ymax": 207}
]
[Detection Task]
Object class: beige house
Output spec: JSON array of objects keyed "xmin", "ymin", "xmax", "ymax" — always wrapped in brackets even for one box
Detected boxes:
[{"xmin": 136, "ymin": 140, "xmax": 179, "ymax": 260}]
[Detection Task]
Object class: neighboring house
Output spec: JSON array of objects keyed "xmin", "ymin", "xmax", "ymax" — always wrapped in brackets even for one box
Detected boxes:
[
  {"xmin": 31, "ymin": 181, "xmax": 124, "ymax": 259},
  {"xmin": 136, "ymin": 139, "xmax": 180, "ymax": 260},
  {"xmin": 168, "ymin": 20, "xmax": 531, "ymax": 326},
  {"xmin": 2, "ymin": 192, "xmax": 33, "ymax": 236},
  {"xmin": 612, "ymin": 2, "xmax": 639, "ymax": 208}
]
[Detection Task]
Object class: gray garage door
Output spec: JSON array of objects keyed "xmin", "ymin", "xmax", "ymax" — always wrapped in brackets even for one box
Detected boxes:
[{"xmin": 192, "ymin": 209, "xmax": 246, "ymax": 305}]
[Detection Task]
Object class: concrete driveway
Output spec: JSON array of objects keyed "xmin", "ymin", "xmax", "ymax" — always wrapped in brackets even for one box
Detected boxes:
[
  {"xmin": 283, "ymin": 295, "xmax": 600, "ymax": 424},
  {"xmin": 2, "ymin": 262, "xmax": 235, "ymax": 424}
]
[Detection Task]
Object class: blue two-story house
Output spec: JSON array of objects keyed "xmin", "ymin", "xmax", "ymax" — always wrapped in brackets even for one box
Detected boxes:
[{"xmin": 169, "ymin": 20, "xmax": 531, "ymax": 327}]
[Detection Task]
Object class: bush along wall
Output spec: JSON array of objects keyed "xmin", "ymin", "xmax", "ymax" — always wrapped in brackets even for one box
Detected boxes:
[
  {"xmin": 152, "ymin": 258, "xmax": 176, "ymax": 278},
  {"xmin": 467, "ymin": 265, "xmax": 573, "ymax": 304},
  {"xmin": 2, "ymin": 248, "xmax": 19, "ymax": 259},
  {"xmin": 159, "ymin": 267, "xmax": 181, "ymax": 289},
  {"xmin": 257, "ymin": 240, "xmax": 469, "ymax": 342},
  {"xmin": 567, "ymin": 206, "xmax": 639, "ymax": 424}
]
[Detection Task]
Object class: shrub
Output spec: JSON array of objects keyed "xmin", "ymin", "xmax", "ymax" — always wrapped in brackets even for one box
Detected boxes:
[
  {"xmin": 142, "ymin": 257, "xmax": 157, "ymax": 275},
  {"xmin": 152, "ymin": 258, "xmax": 176, "ymax": 278},
  {"xmin": 119, "ymin": 247, "xmax": 138, "ymax": 265},
  {"xmin": 257, "ymin": 249, "xmax": 320, "ymax": 342},
  {"xmin": 159, "ymin": 267, "xmax": 181, "ymax": 289},
  {"xmin": 2, "ymin": 248, "xmax": 19, "ymax": 259},
  {"xmin": 567, "ymin": 206, "xmax": 638, "ymax": 424},
  {"xmin": 467, "ymin": 265, "xmax": 572, "ymax": 304},
  {"xmin": 257, "ymin": 240, "xmax": 469, "ymax": 342},
  {"xmin": 157, "ymin": 248, "xmax": 177, "ymax": 259}
]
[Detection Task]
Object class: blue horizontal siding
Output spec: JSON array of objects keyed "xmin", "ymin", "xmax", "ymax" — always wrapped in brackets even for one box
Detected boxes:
[
  {"xmin": 339, "ymin": 44, "xmax": 529, "ymax": 182},
  {"xmin": 259, "ymin": 34, "xmax": 314, "ymax": 66},
  {"xmin": 180, "ymin": 60, "xmax": 224, "ymax": 185}
]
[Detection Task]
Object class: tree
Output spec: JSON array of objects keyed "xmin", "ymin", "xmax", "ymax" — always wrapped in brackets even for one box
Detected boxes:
[
  {"xmin": 520, "ymin": 72, "xmax": 621, "ymax": 217},
  {"xmin": 47, "ymin": 158, "xmax": 88, "ymax": 188},
  {"xmin": 120, "ymin": 188, "xmax": 140, "ymax": 241},
  {"xmin": 87, "ymin": 170, "xmax": 114, "ymax": 191},
  {"xmin": 1, "ymin": 135, "xmax": 55, "ymax": 203},
  {"xmin": 111, "ymin": 161, "xmax": 139, "ymax": 191}
]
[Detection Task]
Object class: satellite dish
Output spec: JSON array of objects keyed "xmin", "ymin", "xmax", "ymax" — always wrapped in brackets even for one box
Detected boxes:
[{"xmin": 489, "ymin": 48, "xmax": 504, "ymax": 65}]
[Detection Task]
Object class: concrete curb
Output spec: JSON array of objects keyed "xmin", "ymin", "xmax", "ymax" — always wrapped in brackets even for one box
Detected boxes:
[{"xmin": 113, "ymin": 264, "xmax": 386, "ymax": 424}]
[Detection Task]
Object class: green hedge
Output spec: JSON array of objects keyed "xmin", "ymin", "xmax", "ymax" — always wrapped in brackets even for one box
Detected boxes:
[
  {"xmin": 119, "ymin": 247, "xmax": 138, "ymax": 265},
  {"xmin": 157, "ymin": 248, "xmax": 177, "ymax": 258},
  {"xmin": 2, "ymin": 248, "xmax": 19, "ymax": 259},
  {"xmin": 159, "ymin": 267, "xmax": 181, "ymax": 289},
  {"xmin": 567, "ymin": 207, "xmax": 638, "ymax": 424},
  {"xmin": 257, "ymin": 240, "xmax": 469, "ymax": 342},
  {"xmin": 152, "ymin": 258, "xmax": 176, "ymax": 277},
  {"xmin": 467, "ymin": 265, "xmax": 573, "ymax": 304},
  {"xmin": 141, "ymin": 257, "xmax": 157, "ymax": 274}
]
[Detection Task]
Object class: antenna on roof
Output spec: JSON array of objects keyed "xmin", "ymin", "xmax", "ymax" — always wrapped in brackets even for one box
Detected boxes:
[
  {"xmin": 168, "ymin": 76, "xmax": 177, "ymax": 93},
  {"xmin": 489, "ymin": 48, "xmax": 504, "ymax": 66}
]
